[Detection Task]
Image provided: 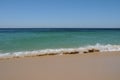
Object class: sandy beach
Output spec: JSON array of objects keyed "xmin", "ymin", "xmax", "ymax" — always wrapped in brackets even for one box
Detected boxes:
[{"xmin": 0, "ymin": 51, "xmax": 120, "ymax": 80}]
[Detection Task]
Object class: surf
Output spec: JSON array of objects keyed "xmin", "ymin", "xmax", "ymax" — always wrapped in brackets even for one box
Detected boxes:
[{"xmin": 0, "ymin": 43, "xmax": 120, "ymax": 59}]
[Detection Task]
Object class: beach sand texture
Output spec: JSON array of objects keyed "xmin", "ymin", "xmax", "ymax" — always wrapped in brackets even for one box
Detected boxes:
[{"xmin": 0, "ymin": 51, "xmax": 120, "ymax": 80}]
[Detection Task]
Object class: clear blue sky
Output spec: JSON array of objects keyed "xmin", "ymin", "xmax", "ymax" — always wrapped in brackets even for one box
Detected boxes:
[{"xmin": 0, "ymin": 0, "xmax": 120, "ymax": 28}]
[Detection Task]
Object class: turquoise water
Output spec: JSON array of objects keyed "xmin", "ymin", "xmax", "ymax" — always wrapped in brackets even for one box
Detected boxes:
[{"xmin": 0, "ymin": 28, "xmax": 120, "ymax": 53}]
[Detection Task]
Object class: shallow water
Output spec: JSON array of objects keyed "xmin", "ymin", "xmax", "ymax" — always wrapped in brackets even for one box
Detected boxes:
[{"xmin": 0, "ymin": 28, "xmax": 120, "ymax": 57}]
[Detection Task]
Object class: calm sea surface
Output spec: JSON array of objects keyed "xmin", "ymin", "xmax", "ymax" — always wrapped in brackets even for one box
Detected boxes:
[{"xmin": 0, "ymin": 28, "xmax": 120, "ymax": 53}]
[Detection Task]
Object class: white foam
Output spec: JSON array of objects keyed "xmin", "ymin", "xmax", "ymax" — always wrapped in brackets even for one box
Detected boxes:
[
  {"xmin": 86, "ymin": 43, "xmax": 120, "ymax": 52},
  {"xmin": 0, "ymin": 43, "xmax": 120, "ymax": 59}
]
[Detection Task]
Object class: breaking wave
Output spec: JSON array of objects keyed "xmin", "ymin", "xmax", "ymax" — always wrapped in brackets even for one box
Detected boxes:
[{"xmin": 0, "ymin": 43, "xmax": 120, "ymax": 59}]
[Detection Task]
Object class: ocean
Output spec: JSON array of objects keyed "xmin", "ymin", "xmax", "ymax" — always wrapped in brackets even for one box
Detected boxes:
[{"xmin": 0, "ymin": 28, "xmax": 120, "ymax": 58}]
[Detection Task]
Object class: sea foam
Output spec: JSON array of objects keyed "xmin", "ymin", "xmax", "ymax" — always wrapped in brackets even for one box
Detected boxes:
[{"xmin": 0, "ymin": 44, "xmax": 120, "ymax": 59}]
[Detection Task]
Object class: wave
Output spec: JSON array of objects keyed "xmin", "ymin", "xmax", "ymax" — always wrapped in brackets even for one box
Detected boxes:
[{"xmin": 0, "ymin": 43, "xmax": 120, "ymax": 59}]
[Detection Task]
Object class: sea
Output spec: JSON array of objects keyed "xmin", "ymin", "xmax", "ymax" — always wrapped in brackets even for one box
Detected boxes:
[{"xmin": 0, "ymin": 28, "xmax": 120, "ymax": 58}]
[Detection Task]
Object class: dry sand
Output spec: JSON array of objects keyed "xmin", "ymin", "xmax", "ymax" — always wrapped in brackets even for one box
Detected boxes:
[{"xmin": 0, "ymin": 51, "xmax": 120, "ymax": 80}]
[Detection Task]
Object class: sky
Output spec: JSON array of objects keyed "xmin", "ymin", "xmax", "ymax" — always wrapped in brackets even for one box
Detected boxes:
[{"xmin": 0, "ymin": 0, "xmax": 120, "ymax": 28}]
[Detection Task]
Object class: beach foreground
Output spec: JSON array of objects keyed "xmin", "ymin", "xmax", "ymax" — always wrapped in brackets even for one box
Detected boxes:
[{"xmin": 0, "ymin": 51, "xmax": 120, "ymax": 80}]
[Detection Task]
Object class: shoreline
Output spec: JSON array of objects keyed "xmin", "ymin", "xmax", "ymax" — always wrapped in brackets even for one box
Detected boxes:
[
  {"xmin": 1, "ymin": 44, "xmax": 120, "ymax": 59},
  {"xmin": 0, "ymin": 50, "xmax": 120, "ymax": 60}
]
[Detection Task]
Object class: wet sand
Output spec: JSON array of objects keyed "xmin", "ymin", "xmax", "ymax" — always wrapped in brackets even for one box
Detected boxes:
[{"xmin": 0, "ymin": 51, "xmax": 120, "ymax": 80}]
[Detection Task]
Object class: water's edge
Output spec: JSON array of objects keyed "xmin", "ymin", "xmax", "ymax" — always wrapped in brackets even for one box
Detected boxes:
[{"xmin": 0, "ymin": 44, "xmax": 120, "ymax": 59}]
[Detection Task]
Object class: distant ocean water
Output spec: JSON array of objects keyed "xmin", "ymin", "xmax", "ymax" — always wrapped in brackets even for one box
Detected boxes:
[{"xmin": 0, "ymin": 28, "xmax": 120, "ymax": 58}]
